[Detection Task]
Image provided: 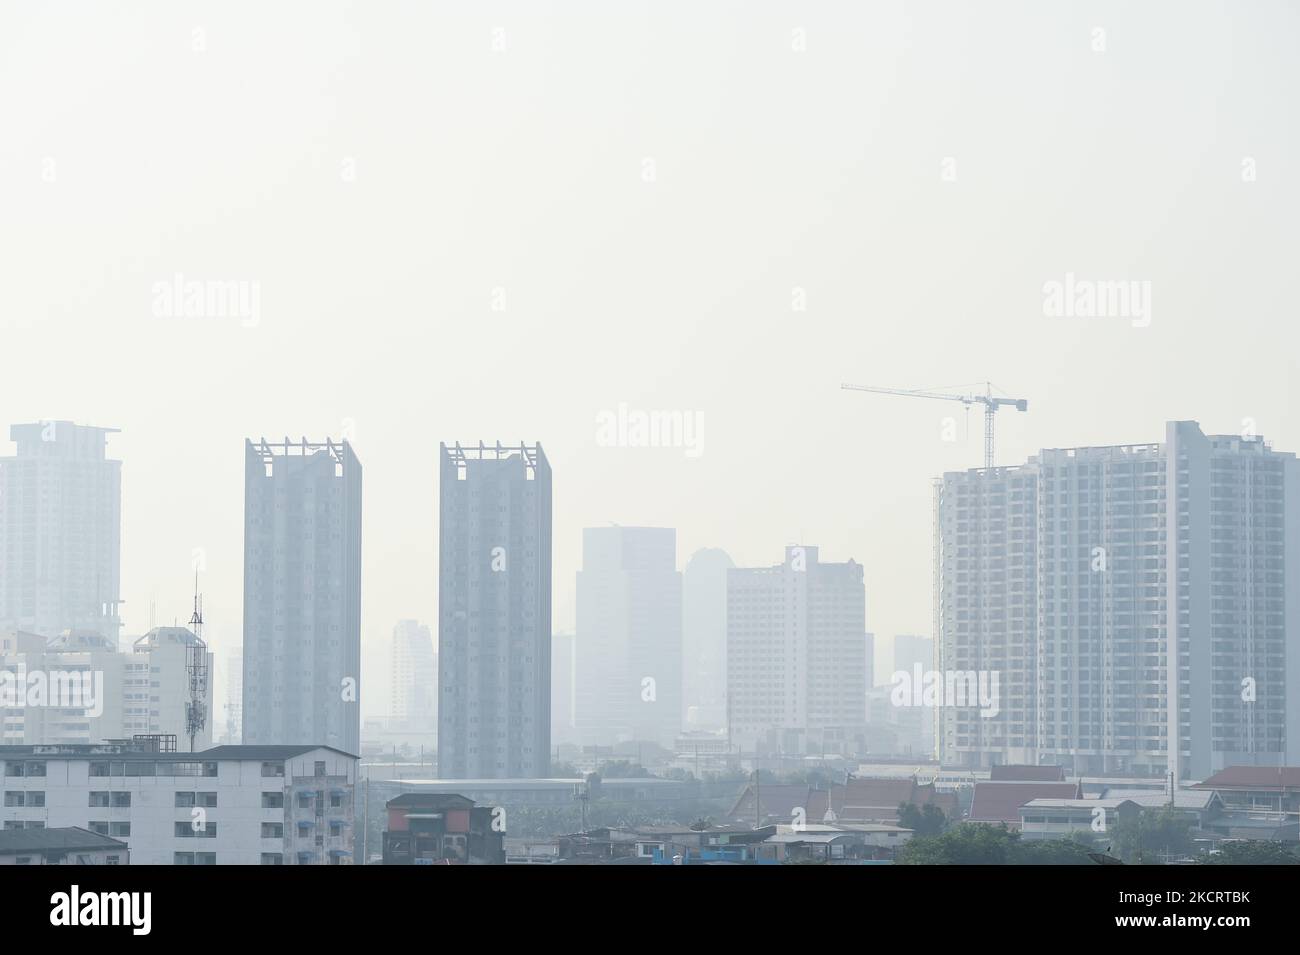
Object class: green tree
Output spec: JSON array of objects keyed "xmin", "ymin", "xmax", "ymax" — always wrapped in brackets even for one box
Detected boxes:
[
  {"xmin": 898, "ymin": 824, "xmax": 1094, "ymax": 865},
  {"xmin": 1112, "ymin": 807, "xmax": 1194, "ymax": 864},
  {"xmin": 1202, "ymin": 841, "xmax": 1300, "ymax": 865},
  {"xmin": 897, "ymin": 801, "xmax": 947, "ymax": 836},
  {"xmin": 1012, "ymin": 832, "xmax": 1095, "ymax": 865},
  {"xmin": 896, "ymin": 823, "xmax": 1019, "ymax": 864}
]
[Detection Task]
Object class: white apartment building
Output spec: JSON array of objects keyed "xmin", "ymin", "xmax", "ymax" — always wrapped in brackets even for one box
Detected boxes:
[
  {"xmin": 0, "ymin": 741, "xmax": 357, "ymax": 864},
  {"xmin": 0, "ymin": 422, "xmax": 122, "ymax": 643},
  {"xmin": 935, "ymin": 421, "xmax": 1300, "ymax": 780},
  {"xmin": 727, "ymin": 545, "xmax": 868, "ymax": 754},
  {"xmin": 0, "ymin": 627, "xmax": 212, "ymax": 749},
  {"xmin": 932, "ymin": 465, "xmax": 1038, "ymax": 768}
]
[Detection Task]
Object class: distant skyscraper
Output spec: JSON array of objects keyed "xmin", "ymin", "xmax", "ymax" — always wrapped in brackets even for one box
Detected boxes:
[
  {"xmin": 727, "ymin": 545, "xmax": 867, "ymax": 754},
  {"xmin": 390, "ymin": 619, "xmax": 436, "ymax": 734},
  {"xmin": 0, "ymin": 422, "xmax": 122, "ymax": 642},
  {"xmin": 437, "ymin": 442, "xmax": 551, "ymax": 779},
  {"xmin": 241, "ymin": 438, "xmax": 362, "ymax": 754},
  {"xmin": 574, "ymin": 527, "xmax": 682, "ymax": 747},
  {"xmin": 891, "ymin": 633, "xmax": 935, "ymax": 757},
  {"xmin": 224, "ymin": 643, "xmax": 243, "ymax": 744},
  {"xmin": 682, "ymin": 547, "xmax": 733, "ymax": 731},
  {"xmin": 551, "ymin": 631, "xmax": 575, "ymax": 745},
  {"xmin": 935, "ymin": 421, "xmax": 1300, "ymax": 780}
]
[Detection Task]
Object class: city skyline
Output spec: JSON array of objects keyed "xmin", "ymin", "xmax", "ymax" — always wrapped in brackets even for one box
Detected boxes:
[{"xmin": 7, "ymin": 3, "xmax": 1298, "ymax": 707}]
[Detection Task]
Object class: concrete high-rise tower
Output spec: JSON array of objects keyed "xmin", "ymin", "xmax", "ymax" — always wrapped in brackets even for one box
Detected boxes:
[
  {"xmin": 727, "ymin": 545, "xmax": 868, "ymax": 755},
  {"xmin": 574, "ymin": 526, "xmax": 682, "ymax": 747},
  {"xmin": 682, "ymin": 547, "xmax": 733, "ymax": 731},
  {"xmin": 437, "ymin": 442, "xmax": 551, "ymax": 779},
  {"xmin": 241, "ymin": 437, "xmax": 362, "ymax": 754},
  {"xmin": 0, "ymin": 422, "xmax": 122, "ymax": 642}
]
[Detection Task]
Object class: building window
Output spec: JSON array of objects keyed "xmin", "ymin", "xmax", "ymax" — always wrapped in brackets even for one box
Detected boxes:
[
  {"xmin": 261, "ymin": 792, "xmax": 284, "ymax": 809},
  {"xmin": 261, "ymin": 823, "xmax": 283, "ymax": 839},
  {"xmin": 261, "ymin": 762, "xmax": 285, "ymax": 778},
  {"xmin": 174, "ymin": 821, "xmax": 218, "ymax": 839},
  {"xmin": 89, "ymin": 792, "xmax": 110, "ymax": 808},
  {"xmin": 174, "ymin": 852, "xmax": 195, "ymax": 865},
  {"xmin": 111, "ymin": 792, "xmax": 131, "ymax": 808},
  {"xmin": 261, "ymin": 853, "xmax": 283, "ymax": 865},
  {"xmin": 314, "ymin": 761, "xmax": 326, "ymax": 777},
  {"xmin": 175, "ymin": 792, "xmax": 196, "ymax": 808}
]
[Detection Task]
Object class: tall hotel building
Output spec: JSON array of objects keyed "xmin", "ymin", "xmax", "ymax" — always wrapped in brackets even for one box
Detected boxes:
[
  {"xmin": 0, "ymin": 422, "xmax": 122, "ymax": 642},
  {"xmin": 242, "ymin": 438, "xmax": 362, "ymax": 755},
  {"xmin": 935, "ymin": 421, "xmax": 1300, "ymax": 780},
  {"xmin": 727, "ymin": 546, "xmax": 867, "ymax": 754},
  {"xmin": 437, "ymin": 442, "xmax": 551, "ymax": 778}
]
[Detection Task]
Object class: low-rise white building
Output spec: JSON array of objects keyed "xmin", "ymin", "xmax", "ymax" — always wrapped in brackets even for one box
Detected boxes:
[
  {"xmin": 0, "ymin": 626, "xmax": 213, "ymax": 749},
  {"xmin": 0, "ymin": 740, "xmax": 357, "ymax": 864}
]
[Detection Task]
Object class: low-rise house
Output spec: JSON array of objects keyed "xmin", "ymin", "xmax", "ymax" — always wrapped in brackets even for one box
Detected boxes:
[
  {"xmin": 1018, "ymin": 798, "xmax": 1137, "ymax": 842},
  {"xmin": 967, "ymin": 781, "xmax": 1083, "ymax": 827},
  {"xmin": 763, "ymin": 822, "xmax": 913, "ymax": 862},
  {"xmin": 382, "ymin": 793, "xmax": 505, "ymax": 864},
  {"xmin": 0, "ymin": 826, "xmax": 128, "ymax": 865},
  {"xmin": 1190, "ymin": 766, "xmax": 1300, "ymax": 841}
]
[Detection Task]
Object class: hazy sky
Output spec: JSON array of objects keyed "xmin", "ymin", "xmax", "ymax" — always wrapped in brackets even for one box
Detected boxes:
[{"xmin": 3, "ymin": 1, "xmax": 1298, "ymax": 717}]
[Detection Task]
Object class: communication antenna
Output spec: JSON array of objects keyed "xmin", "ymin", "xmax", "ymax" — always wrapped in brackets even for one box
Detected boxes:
[{"xmin": 185, "ymin": 571, "xmax": 209, "ymax": 753}]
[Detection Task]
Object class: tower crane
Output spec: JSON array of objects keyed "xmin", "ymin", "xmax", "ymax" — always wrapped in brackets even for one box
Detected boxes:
[{"xmin": 841, "ymin": 381, "xmax": 1027, "ymax": 468}]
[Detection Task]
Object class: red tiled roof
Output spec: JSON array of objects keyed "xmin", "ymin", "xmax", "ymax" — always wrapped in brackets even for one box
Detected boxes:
[
  {"xmin": 729, "ymin": 776, "xmax": 962, "ymax": 826},
  {"xmin": 968, "ymin": 781, "xmax": 1082, "ymax": 824},
  {"xmin": 989, "ymin": 764, "xmax": 1066, "ymax": 782},
  {"xmin": 1193, "ymin": 766, "xmax": 1300, "ymax": 791},
  {"xmin": 727, "ymin": 784, "xmax": 812, "ymax": 822}
]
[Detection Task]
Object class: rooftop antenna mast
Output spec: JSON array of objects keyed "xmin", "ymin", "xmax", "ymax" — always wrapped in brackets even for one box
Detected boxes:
[{"xmin": 185, "ymin": 570, "xmax": 209, "ymax": 753}]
